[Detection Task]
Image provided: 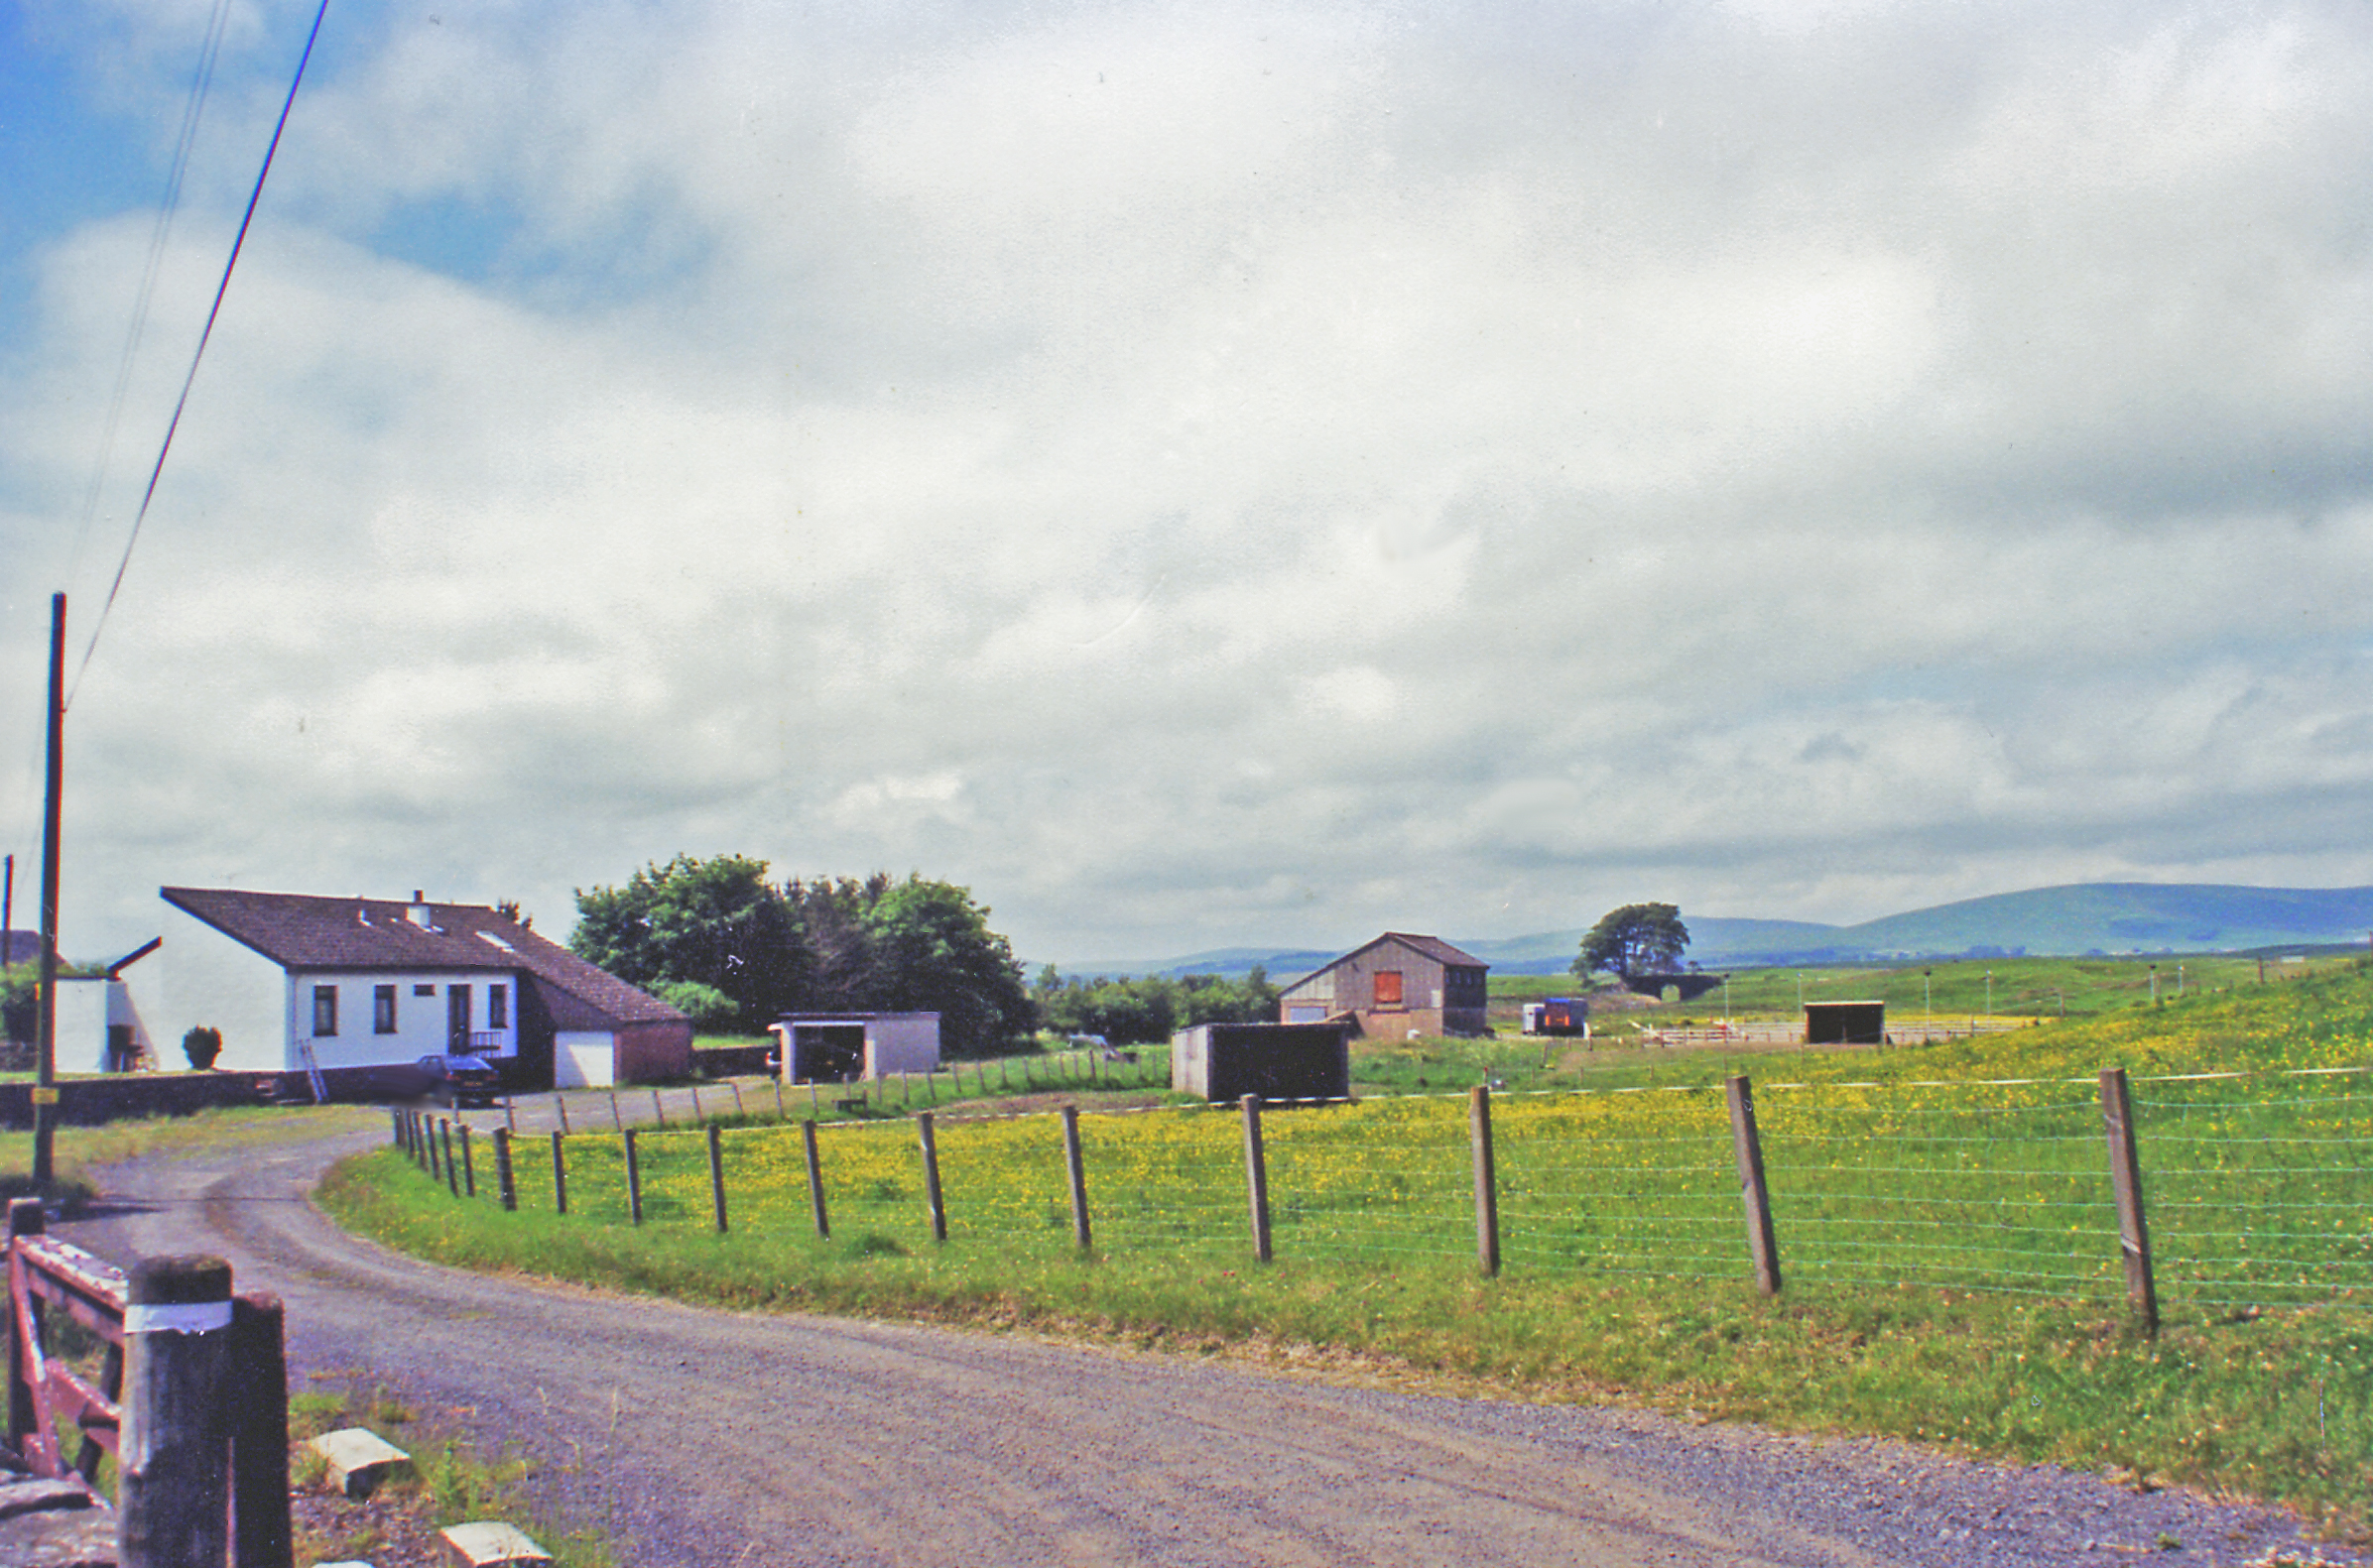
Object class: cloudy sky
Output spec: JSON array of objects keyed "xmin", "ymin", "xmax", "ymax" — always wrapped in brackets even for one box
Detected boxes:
[{"xmin": 6, "ymin": 0, "xmax": 2373, "ymax": 966}]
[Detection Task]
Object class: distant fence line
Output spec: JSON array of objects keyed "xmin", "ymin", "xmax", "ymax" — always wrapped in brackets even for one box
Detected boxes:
[{"xmin": 397, "ymin": 1064, "xmax": 2373, "ymax": 1330}]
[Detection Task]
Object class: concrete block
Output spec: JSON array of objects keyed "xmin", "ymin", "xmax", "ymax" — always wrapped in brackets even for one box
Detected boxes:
[
  {"xmin": 311, "ymin": 1425, "xmax": 411, "ymax": 1499},
  {"xmin": 440, "ymin": 1520, "xmax": 553, "ymax": 1566}
]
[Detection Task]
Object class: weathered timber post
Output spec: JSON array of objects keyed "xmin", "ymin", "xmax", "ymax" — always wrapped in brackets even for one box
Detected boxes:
[
  {"xmin": 707, "ymin": 1124, "xmax": 729, "ymax": 1234},
  {"xmin": 607, "ymin": 1088, "xmax": 622, "ymax": 1132},
  {"xmin": 623, "ymin": 1130, "xmax": 643, "ymax": 1225},
  {"xmin": 917, "ymin": 1112, "xmax": 947, "ymax": 1243},
  {"xmin": 1062, "ymin": 1105, "xmax": 1092, "ymax": 1251},
  {"xmin": 773, "ymin": 1077, "xmax": 786, "ymax": 1120},
  {"xmin": 492, "ymin": 1127, "xmax": 517, "ymax": 1212},
  {"xmin": 803, "ymin": 1121, "xmax": 829, "ymax": 1239},
  {"xmin": 730, "ymin": 1081, "xmax": 746, "ymax": 1118},
  {"xmin": 425, "ymin": 1118, "xmax": 440, "ymax": 1183},
  {"xmin": 1726, "ymin": 1074, "xmax": 1782, "ymax": 1296},
  {"xmin": 229, "ymin": 1292, "xmax": 293, "ymax": 1568},
  {"xmin": 7, "ymin": 1198, "xmax": 46, "ymax": 1455},
  {"xmin": 2099, "ymin": 1066, "xmax": 2160, "ymax": 1335},
  {"xmin": 554, "ymin": 1096, "xmax": 569, "ymax": 1135},
  {"xmin": 390, "ymin": 1108, "xmax": 404, "ymax": 1146},
  {"xmin": 119, "ymin": 1255, "xmax": 233, "ymax": 1568},
  {"xmin": 651, "ymin": 1088, "xmax": 666, "ymax": 1128},
  {"xmin": 504, "ymin": 1097, "xmax": 516, "ymax": 1134},
  {"xmin": 551, "ymin": 1132, "xmax": 568, "ymax": 1217},
  {"xmin": 458, "ymin": 1124, "xmax": 475, "ymax": 1197},
  {"xmin": 1241, "ymin": 1095, "xmax": 1274, "ymax": 1264},
  {"xmin": 689, "ymin": 1084, "xmax": 703, "ymax": 1124},
  {"xmin": 1470, "ymin": 1084, "xmax": 1501, "ymax": 1277},
  {"xmin": 441, "ymin": 1121, "xmax": 459, "ymax": 1197}
]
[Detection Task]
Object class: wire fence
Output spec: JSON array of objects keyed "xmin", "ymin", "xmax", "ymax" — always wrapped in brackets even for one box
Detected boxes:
[{"xmin": 399, "ymin": 1066, "xmax": 2373, "ymax": 1314}]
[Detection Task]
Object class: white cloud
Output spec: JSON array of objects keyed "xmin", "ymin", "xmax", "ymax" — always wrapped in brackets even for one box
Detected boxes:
[{"xmin": 9, "ymin": 0, "xmax": 2373, "ymax": 962}]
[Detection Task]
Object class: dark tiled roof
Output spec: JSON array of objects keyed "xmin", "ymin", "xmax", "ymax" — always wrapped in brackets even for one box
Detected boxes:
[{"xmin": 160, "ymin": 887, "xmax": 684, "ymax": 1028}]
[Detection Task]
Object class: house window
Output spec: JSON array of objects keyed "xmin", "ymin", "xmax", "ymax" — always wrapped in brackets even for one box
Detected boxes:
[
  {"xmin": 374, "ymin": 985, "xmax": 397, "ymax": 1034},
  {"xmin": 312, "ymin": 985, "xmax": 338, "ymax": 1037},
  {"xmin": 489, "ymin": 984, "xmax": 508, "ymax": 1030},
  {"xmin": 1373, "ymin": 970, "xmax": 1404, "ymax": 1008},
  {"xmin": 414, "ymin": 984, "xmax": 436, "ymax": 997}
]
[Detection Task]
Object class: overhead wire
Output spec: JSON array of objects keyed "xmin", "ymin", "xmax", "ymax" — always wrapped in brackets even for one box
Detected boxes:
[
  {"xmin": 66, "ymin": 0, "xmax": 333, "ymax": 709},
  {"xmin": 62, "ymin": 0, "xmax": 235, "ymax": 590}
]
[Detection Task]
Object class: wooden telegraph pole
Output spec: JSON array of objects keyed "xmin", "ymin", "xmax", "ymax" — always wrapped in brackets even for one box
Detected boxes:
[{"xmin": 33, "ymin": 594, "xmax": 63, "ymax": 1186}]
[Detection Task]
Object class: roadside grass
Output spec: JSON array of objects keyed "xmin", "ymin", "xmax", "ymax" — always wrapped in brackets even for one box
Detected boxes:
[
  {"xmin": 327, "ymin": 962, "xmax": 2373, "ymax": 1538},
  {"xmin": 318, "ymin": 1150, "xmax": 2373, "ymax": 1538}
]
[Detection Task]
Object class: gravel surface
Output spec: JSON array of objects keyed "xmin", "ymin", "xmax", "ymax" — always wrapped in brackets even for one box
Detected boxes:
[{"xmin": 58, "ymin": 1110, "xmax": 2371, "ymax": 1567}]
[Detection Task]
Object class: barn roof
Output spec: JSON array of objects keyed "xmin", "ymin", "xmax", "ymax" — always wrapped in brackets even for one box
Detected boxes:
[
  {"xmin": 160, "ymin": 886, "xmax": 684, "ymax": 1028},
  {"xmin": 1279, "ymin": 931, "xmax": 1489, "ymax": 992}
]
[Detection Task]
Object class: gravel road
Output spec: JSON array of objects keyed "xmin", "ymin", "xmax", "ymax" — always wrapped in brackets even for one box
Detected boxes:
[{"xmin": 58, "ymin": 1110, "xmax": 2367, "ymax": 1567}]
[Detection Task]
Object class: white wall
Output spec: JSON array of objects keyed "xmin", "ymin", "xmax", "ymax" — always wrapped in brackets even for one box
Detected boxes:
[
  {"xmin": 54, "ymin": 978, "xmax": 112, "ymax": 1073},
  {"xmin": 293, "ymin": 971, "xmax": 519, "ymax": 1070},
  {"xmin": 866, "ymin": 1013, "xmax": 940, "ymax": 1078},
  {"xmin": 148, "ymin": 905, "xmax": 287, "ymax": 1072},
  {"xmin": 554, "ymin": 1030, "xmax": 616, "ymax": 1088}
]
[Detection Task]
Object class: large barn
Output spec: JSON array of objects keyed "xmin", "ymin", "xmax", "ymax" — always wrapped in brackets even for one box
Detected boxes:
[{"xmin": 1275, "ymin": 932, "xmax": 1490, "ymax": 1038}]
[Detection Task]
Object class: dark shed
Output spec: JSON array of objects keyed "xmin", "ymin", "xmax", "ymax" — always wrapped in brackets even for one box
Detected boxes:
[
  {"xmin": 1804, "ymin": 1000, "xmax": 1887, "ymax": 1044},
  {"xmin": 1172, "ymin": 1023, "xmax": 1350, "ymax": 1104}
]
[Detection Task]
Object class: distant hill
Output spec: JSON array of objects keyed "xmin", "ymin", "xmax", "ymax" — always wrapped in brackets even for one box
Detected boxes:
[{"xmin": 1051, "ymin": 884, "xmax": 2373, "ymax": 979}]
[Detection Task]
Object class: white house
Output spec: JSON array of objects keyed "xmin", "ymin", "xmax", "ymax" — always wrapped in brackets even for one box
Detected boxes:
[{"xmin": 119, "ymin": 887, "xmax": 691, "ymax": 1088}]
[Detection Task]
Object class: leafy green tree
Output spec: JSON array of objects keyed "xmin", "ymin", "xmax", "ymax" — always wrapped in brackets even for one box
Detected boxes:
[
  {"xmin": 859, "ymin": 877, "xmax": 1035, "ymax": 1057},
  {"xmin": 1574, "ymin": 903, "xmax": 1689, "ymax": 980},
  {"xmin": 571, "ymin": 855, "xmax": 807, "ymax": 1030}
]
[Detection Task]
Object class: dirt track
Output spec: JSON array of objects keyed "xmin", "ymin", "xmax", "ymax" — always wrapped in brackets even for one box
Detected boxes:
[{"xmin": 57, "ymin": 1111, "xmax": 2365, "ymax": 1567}]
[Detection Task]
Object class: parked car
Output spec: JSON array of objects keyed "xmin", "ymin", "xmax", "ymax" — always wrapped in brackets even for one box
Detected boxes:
[{"xmin": 416, "ymin": 1053, "xmax": 502, "ymax": 1108}]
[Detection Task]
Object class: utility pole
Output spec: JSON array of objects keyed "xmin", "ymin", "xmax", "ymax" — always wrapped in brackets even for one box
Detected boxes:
[{"xmin": 34, "ymin": 594, "xmax": 62, "ymax": 1186}]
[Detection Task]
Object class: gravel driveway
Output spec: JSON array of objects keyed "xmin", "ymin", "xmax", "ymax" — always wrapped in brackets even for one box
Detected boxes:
[{"xmin": 57, "ymin": 1109, "xmax": 2368, "ymax": 1567}]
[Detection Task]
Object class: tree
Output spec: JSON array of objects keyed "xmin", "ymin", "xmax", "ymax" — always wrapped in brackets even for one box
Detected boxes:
[
  {"xmin": 858, "ymin": 877, "xmax": 1036, "ymax": 1058},
  {"xmin": 571, "ymin": 855, "xmax": 807, "ymax": 1031},
  {"xmin": 1574, "ymin": 903, "xmax": 1689, "ymax": 980},
  {"xmin": 182, "ymin": 1025, "xmax": 222, "ymax": 1071}
]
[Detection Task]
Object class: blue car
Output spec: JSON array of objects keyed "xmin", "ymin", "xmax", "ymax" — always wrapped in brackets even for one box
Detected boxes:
[{"xmin": 416, "ymin": 1053, "xmax": 501, "ymax": 1108}]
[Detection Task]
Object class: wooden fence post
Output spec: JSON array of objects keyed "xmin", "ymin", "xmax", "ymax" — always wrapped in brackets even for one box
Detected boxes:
[
  {"xmin": 441, "ymin": 1122, "xmax": 458, "ymax": 1197},
  {"xmin": 554, "ymin": 1096, "xmax": 569, "ymax": 1135},
  {"xmin": 1062, "ymin": 1105, "xmax": 1092, "ymax": 1251},
  {"xmin": 551, "ymin": 1132, "xmax": 568, "ymax": 1217},
  {"xmin": 690, "ymin": 1084, "xmax": 703, "ymax": 1124},
  {"xmin": 623, "ymin": 1129, "xmax": 643, "ymax": 1225},
  {"xmin": 917, "ymin": 1112, "xmax": 947, "ymax": 1243},
  {"xmin": 773, "ymin": 1077, "xmax": 786, "ymax": 1120},
  {"xmin": 492, "ymin": 1128, "xmax": 516, "ymax": 1213},
  {"xmin": 803, "ymin": 1121, "xmax": 829, "ymax": 1239},
  {"xmin": 1470, "ymin": 1085, "xmax": 1501, "ymax": 1277},
  {"xmin": 458, "ymin": 1124, "xmax": 475, "ymax": 1198},
  {"xmin": 229, "ymin": 1292, "xmax": 293, "ymax": 1568},
  {"xmin": 1241, "ymin": 1095, "xmax": 1273, "ymax": 1264},
  {"xmin": 7, "ymin": 1198, "xmax": 45, "ymax": 1452},
  {"xmin": 607, "ymin": 1088, "xmax": 622, "ymax": 1132},
  {"xmin": 1726, "ymin": 1074, "xmax": 1782, "ymax": 1296},
  {"xmin": 504, "ymin": 1098, "xmax": 516, "ymax": 1135},
  {"xmin": 119, "ymin": 1254, "xmax": 233, "ymax": 1568},
  {"xmin": 2099, "ymin": 1067, "xmax": 2160, "ymax": 1335},
  {"xmin": 730, "ymin": 1081, "xmax": 746, "ymax": 1118},
  {"xmin": 707, "ymin": 1124, "xmax": 729, "ymax": 1234},
  {"xmin": 426, "ymin": 1118, "xmax": 442, "ymax": 1184},
  {"xmin": 389, "ymin": 1108, "xmax": 404, "ymax": 1146}
]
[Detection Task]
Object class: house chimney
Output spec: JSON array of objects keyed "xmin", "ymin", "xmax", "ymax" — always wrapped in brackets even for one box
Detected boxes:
[{"xmin": 408, "ymin": 892, "xmax": 434, "ymax": 928}]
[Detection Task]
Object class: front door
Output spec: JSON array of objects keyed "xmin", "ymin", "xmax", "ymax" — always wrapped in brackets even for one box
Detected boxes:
[{"xmin": 447, "ymin": 985, "xmax": 471, "ymax": 1052}]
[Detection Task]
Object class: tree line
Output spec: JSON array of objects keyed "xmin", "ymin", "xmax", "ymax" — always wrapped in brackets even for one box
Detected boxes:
[
  {"xmin": 1032, "ymin": 966, "xmax": 1280, "ymax": 1045},
  {"xmin": 569, "ymin": 856, "xmax": 1038, "ymax": 1057}
]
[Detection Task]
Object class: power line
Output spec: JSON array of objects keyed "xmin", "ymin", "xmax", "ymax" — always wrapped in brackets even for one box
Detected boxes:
[
  {"xmin": 67, "ymin": 0, "xmax": 333, "ymax": 708},
  {"xmin": 63, "ymin": 0, "xmax": 235, "ymax": 590}
]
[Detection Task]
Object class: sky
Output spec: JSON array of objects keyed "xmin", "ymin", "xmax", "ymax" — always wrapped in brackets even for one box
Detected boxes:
[{"xmin": 6, "ymin": 0, "xmax": 2373, "ymax": 968}]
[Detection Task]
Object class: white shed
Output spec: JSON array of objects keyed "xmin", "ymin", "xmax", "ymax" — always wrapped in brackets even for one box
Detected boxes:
[{"xmin": 770, "ymin": 1013, "xmax": 940, "ymax": 1083}]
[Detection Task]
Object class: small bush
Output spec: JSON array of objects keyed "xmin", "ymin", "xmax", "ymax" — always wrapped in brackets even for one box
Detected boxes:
[{"xmin": 182, "ymin": 1025, "xmax": 222, "ymax": 1071}]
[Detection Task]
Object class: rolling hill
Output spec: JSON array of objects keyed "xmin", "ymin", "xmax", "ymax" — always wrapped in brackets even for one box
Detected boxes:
[{"xmin": 1053, "ymin": 883, "xmax": 2373, "ymax": 978}]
